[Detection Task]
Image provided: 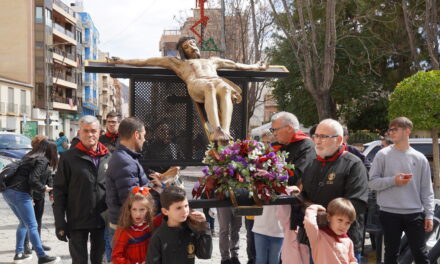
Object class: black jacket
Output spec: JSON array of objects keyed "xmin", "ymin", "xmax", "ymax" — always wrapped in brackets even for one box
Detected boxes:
[
  {"xmin": 9, "ymin": 156, "xmax": 49, "ymax": 195},
  {"xmin": 301, "ymin": 151, "xmax": 369, "ymax": 253},
  {"xmin": 147, "ymin": 217, "xmax": 212, "ymax": 264},
  {"xmin": 53, "ymin": 147, "xmax": 111, "ymax": 230},
  {"xmin": 106, "ymin": 144, "xmax": 149, "ymax": 224},
  {"xmin": 278, "ymin": 139, "xmax": 316, "ymax": 185},
  {"xmin": 99, "ymin": 134, "xmax": 119, "ymax": 153}
]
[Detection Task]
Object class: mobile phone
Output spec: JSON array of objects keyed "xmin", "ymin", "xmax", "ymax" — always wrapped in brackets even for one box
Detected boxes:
[{"xmin": 402, "ymin": 174, "xmax": 412, "ymax": 179}]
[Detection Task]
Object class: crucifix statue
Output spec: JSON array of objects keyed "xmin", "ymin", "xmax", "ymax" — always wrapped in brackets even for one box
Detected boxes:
[{"xmin": 106, "ymin": 36, "xmax": 267, "ymax": 142}]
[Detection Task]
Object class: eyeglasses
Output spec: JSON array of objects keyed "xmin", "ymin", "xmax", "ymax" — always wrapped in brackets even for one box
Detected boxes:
[
  {"xmin": 387, "ymin": 127, "xmax": 400, "ymax": 134},
  {"xmin": 269, "ymin": 125, "xmax": 288, "ymax": 133},
  {"xmin": 106, "ymin": 120, "xmax": 118, "ymax": 124},
  {"xmin": 312, "ymin": 134, "xmax": 339, "ymax": 141}
]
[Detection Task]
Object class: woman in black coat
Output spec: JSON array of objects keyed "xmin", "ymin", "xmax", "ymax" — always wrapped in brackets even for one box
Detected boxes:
[{"xmin": 2, "ymin": 139, "xmax": 60, "ymax": 263}]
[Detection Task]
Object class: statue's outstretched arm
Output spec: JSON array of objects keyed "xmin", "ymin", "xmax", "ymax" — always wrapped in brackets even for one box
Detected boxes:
[
  {"xmin": 106, "ymin": 56, "xmax": 180, "ymax": 70},
  {"xmin": 213, "ymin": 57, "xmax": 267, "ymax": 71}
]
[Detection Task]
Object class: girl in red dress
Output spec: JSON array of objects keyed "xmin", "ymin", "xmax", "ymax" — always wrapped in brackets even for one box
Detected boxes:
[{"xmin": 112, "ymin": 187, "xmax": 162, "ymax": 264}]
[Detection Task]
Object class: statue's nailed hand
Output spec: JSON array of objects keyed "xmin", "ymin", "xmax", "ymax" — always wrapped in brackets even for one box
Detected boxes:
[
  {"xmin": 106, "ymin": 56, "xmax": 122, "ymax": 65},
  {"xmin": 256, "ymin": 60, "xmax": 268, "ymax": 70}
]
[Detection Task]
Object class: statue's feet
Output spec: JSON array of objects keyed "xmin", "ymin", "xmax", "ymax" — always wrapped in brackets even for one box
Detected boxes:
[{"xmin": 209, "ymin": 127, "xmax": 233, "ymax": 143}]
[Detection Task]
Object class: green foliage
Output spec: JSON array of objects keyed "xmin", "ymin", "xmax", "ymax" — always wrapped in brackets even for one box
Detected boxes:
[
  {"xmin": 389, "ymin": 71, "xmax": 440, "ymax": 130},
  {"xmin": 348, "ymin": 131, "xmax": 380, "ymax": 144},
  {"xmin": 267, "ymin": 0, "xmax": 437, "ymax": 131}
]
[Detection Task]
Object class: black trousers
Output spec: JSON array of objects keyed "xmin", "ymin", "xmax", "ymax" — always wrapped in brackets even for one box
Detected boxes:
[
  {"xmin": 24, "ymin": 197, "xmax": 45, "ymax": 247},
  {"xmin": 245, "ymin": 218, "xmax": 255, "ymax": 264},
  {"xmin": 380, "ymin": 211, "xmax": 429, "ymax": 264},
  {"xmin": 69, "ymin": 228, "xmax": 105, "ymax": 264}
]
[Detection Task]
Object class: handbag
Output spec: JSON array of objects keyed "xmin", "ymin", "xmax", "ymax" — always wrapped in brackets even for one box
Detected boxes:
[{"xmin": 0, "ymin": 160, "xmax": 22, "ymax": 192}]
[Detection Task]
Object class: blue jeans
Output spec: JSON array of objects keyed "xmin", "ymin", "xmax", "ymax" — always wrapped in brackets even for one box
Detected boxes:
[
  {"xmin": 254, "ymin": 232, "xmax": 283, "ymax": 264},
  {"xmin": 2, "ymin": 189, "xmax": 46, "ymax": 257},
  {"xmin": 105, "ymin": 225, "xmax": 116, "ymax": 262}
]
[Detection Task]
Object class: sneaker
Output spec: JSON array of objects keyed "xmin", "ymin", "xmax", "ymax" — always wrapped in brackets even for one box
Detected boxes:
[
  {"xmin": 211, "ymin": 229, "xmax": 217, "ymax": 237},
  {"xmin": 38, "ymin": 255, "xmax": 60, "ymax": 264},
  {"xmin": 13, "ymin": 253, "xmax": 32, "ymax": 263},
  {"xmin": 221, "ymin": 259, "xmax": 231, "ymax": 264},
  {"xmin": 231, "ymin": 257, "xmax": 241, "ymax": 264}
]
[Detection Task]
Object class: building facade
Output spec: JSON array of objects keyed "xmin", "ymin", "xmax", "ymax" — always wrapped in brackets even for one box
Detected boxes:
[{"xmin": 0, "ymin": 0, "xmax": 35, "ymax": 132}]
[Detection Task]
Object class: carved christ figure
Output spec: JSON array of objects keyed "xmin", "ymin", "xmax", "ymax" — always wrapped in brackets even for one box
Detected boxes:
[{"xmin": 106, "ymin": 36, "xmax": 267, "ymax": 142}]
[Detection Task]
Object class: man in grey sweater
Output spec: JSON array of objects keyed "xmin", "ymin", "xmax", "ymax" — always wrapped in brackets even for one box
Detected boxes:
[{"xmin": 369, "ymin": 117, "xmax": 434, "ymax": 264}]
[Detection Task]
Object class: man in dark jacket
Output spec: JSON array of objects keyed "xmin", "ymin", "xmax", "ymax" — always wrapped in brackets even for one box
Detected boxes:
[
  {"xmin": 53, "ymin": 115, "xmax": 111, "ymax": 264},
  {"xmin": 105, "ymin": 117, "xmax": 161, "ymax": 262},
  {"xmin": 99, "ymin": 111, "xmax": 121, "ymax": 152},
  {"xmin": 270, "ymin": 111, "xmax": 316, "ymax": 185},
  {"xmin": 301, "ymin": 119, "xmax": 369, "ymax": 262}
]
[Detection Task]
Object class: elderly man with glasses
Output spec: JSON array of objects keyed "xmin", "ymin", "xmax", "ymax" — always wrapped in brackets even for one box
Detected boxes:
[
  {"xmin": 300, "ymin": 118, "xmax": 369, "ymax": 262},
  {"xmin": 270, "ymin": 111, "xmax": 316, "ymax": 186}
]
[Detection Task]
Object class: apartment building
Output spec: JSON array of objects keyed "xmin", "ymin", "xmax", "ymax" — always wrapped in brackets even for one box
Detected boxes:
[
  {"xmin": 73, "ymin": 6, "xmax": 99, "ymax": 117},
  {"xmin": 98, "ymin": 51, "xmax": 117, "ymax": 122},
  {"xmin": 0, "ymin": 0, "xmax": 35, "ymax": 132}
]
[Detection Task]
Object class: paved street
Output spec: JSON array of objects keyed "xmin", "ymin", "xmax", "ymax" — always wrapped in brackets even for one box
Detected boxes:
[{"xmin": 0, "ymin": 167, "xmax": 377, "ymax": 263}]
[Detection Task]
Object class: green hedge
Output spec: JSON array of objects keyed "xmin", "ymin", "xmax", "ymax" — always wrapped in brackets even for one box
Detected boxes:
[{"xmin": 348, "ymin": 131, "xmax": 379, "ymax": 144}]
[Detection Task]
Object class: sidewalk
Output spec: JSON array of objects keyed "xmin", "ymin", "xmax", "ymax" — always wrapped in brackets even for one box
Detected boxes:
[{"xmin": 0, "ymin": 166, "xmax": 377, "ymax": 263}]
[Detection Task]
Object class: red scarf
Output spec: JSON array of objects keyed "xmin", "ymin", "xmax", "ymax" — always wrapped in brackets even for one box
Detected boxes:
[
  {"xmin": 316, "ymin": 146, "xmax": 346, "ymax": 166},
  {"xmin": 272, "ymin": 130, "xmax": 310, "ymax": 152},
  {"xmin": 105, "ymin": 131, "xmax": 119, "ymax": 143},
  {"xmin": 75, "ymin": 141, "xmax": 109, "ymax": 157},
  {"xmin": 289, "ymin": 130, "xmax": 310, "ymax": 143},
  {"xmin": 320, "ymin": 226, "xmax": 348, "ymax": 243}
]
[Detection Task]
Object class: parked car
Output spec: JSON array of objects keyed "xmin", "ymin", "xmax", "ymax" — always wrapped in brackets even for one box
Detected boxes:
[
  {"xmin": 363, "ymin": 138, "xmax": 440, "ymax": 165},
  {"xmin": 0, "ymin": 132, "xmax": 32, "ymax": 159}
]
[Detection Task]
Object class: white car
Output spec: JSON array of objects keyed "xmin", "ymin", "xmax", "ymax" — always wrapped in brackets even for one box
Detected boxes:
[{"xmin": 363, "ymin": 138, "xmax": 440, "ymax": 163}]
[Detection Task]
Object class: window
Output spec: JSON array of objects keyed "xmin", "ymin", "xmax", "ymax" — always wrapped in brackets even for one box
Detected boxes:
[
  {"xmin": 20, "ymin": 90, "xmax": 26, "ymax": 114},
  {"xmin": 45, "ymin": 8, "xmax": 52, "ymax": 27},
  {"xmin": 36, "ymin": 7, "xmax": 43, "ymax": 24},
  {"xmin": 7, "ymin": 87, "xmax": 14, "ymax": 112}
]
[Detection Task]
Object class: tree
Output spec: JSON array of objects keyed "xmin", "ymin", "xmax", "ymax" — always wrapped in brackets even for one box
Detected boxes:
[
  {"xmin": 268, "ymin": 0, "xmax": 337, "ymax": 120},
  {"xmin": 389, "ymin": 70, "xmax": 440, "ymax": 197}
]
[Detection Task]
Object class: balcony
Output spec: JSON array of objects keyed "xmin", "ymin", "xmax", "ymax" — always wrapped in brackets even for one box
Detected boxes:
[
  {"xmin": 52, "ymin": 48, "xmax": 77, "ymax": 67},
  {"xmin": 53, "ymin": 76, "xmax": 77, "ymax": 89},
  {"xmin": 52, "ymin": 96, "xmax": 77, "ymax": 111},
  {"xmin": 53, "ymin": 0, "xmax": 76, "ymax": 23},
  {"xmin": 53, "ymin": 23, "xmax": 77, "ymax": 45},
  {"xmin": 19, "ymin": 105, "xmax": 31, "ymax": 115}
]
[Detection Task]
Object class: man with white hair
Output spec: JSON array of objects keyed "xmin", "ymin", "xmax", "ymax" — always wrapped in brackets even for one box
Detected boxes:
[
  {"xmin": 53, "ymin": 115, "xmax": 111, "ymax": 264},
  {"xmin": 270, "ymin": 111, "xmax": 315, "ymax": 185},
  {"xmin": 300, "ymin": 118, "xmax": 368, "ymax": 261}
]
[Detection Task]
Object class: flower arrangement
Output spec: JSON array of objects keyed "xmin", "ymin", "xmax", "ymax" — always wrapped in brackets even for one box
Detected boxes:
[{"xmin": 192, "ymin": 139, "xmax": 294, "ymax": 201}]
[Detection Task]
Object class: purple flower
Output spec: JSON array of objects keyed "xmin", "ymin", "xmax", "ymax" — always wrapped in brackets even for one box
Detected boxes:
[
  {"xmin": 201, "ymin": 166, "xmax": 209, "ymax": 176},
  {"xmin": 227, "ymin": 166, "xmax": 235, "ymax": 176},
  {"xmin": 213, "ymin": 166, "xmax": 223, "ymax": 176},
  {"xmin": 278, "ymin": 174, "xmax": 288, "ymax": 182},
  {"xmin": 193, "ymin": 181, "xmax": 200, "ymax": 191}
]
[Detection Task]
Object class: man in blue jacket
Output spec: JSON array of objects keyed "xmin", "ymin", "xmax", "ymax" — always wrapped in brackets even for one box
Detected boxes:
[{"xmin": 105, "ymin": 117, "xmax": 161, "ymax": 262}]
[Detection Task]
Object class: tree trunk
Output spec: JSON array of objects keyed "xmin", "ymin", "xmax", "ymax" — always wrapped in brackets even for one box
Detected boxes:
[
  {"xmin": 311, "ymin": 90, "xmax": 336, "ymax": 120},
  {"xmin": 432, "ymin": 127, "xmax": 440, "ymax": 198}
]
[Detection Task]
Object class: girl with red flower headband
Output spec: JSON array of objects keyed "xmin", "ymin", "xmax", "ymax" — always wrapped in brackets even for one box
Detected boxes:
[{"xmin": 112, "ymin": 187, "xmax": 163, "ymax": 264}]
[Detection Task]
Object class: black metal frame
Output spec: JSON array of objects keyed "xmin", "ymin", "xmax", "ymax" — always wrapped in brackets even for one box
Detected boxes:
[{"xmin": 85, "ymin": 63, "xmax": 288, "ymax": 167}]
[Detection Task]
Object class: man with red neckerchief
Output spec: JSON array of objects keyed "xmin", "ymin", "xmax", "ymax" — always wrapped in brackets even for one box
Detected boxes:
[
  {"xmin": 53, "ymin": 115, "xmax": 112, "ymax": 264},
  {"xmin": 99, "ymin": 111, "xmax": 121, "ymax": 152},
  {"xmin": 301, "ymin": 119, "xmax": 368, "ymax": 262},
  {"xmin": 270, "ymin": 111, "xmax": 316, "ymax": 186}
]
